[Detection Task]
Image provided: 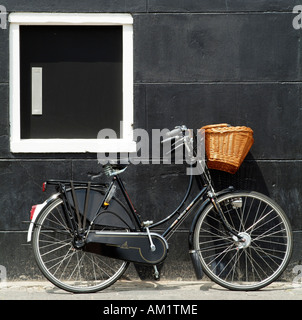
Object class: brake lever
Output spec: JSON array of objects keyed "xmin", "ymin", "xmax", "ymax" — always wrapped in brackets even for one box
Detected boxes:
[
  {"xmin": 162, "ymin": 136, "xmax": 178, "ymax": 144},
  {"xmin": 165, "ymin": 138, "xmax": 185, "ymax": 155}
]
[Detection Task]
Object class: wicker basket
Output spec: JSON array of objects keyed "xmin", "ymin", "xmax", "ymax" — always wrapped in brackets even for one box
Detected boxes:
[{"xmin": 201, "ymin": 124, "xmax": 254, "ymax": 174}]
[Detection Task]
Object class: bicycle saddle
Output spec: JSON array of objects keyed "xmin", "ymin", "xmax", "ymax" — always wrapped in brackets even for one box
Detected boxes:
[
  {"xmin": 109, "ymin": 163, "xmax": 128, "ymax": 170},
  {"xmin": 102, "ymin": 162, "xmax": 128, "ymax": 176}
]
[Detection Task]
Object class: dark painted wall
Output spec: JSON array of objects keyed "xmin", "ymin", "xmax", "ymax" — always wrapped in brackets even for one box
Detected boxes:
[{"xmin": 0, "ymin": 0, "xmax": 301, "ymax": 281}]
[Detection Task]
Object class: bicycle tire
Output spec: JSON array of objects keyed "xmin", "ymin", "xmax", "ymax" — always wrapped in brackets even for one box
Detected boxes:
[
  {"xmin": 193, "ymin": 191, "xmax": 293, "ymax": 291},
  {"xmin": 32, "ymin": 197, "xmax": 130, "ymax": 293}
]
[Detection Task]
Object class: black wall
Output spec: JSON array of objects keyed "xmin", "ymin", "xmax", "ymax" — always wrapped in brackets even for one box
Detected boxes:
[{"xmin": 0, "ymin": 0, "xmax": 301, "ymax": 281}]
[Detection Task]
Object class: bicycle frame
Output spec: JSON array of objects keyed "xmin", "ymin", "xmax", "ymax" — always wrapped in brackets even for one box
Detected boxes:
[
  {"xmin": 110, "ymin": 173, "xmax": 207, "ymax": 237},
  {"xmin": 94, "ymin": 164, "xmax": 235, "ymax": 242},
  {"xmin": 77, "ymin": 164, "xmax": 236, "ymax": 272},
  {"xmin": 27, "ymin": 163, "xmax": 236, "ymax": 246}
]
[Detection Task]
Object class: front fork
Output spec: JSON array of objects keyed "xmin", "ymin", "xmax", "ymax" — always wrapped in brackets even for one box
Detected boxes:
[{"xmin": 208, "ymin": 191, "xmax": 244, "ymax": 241}]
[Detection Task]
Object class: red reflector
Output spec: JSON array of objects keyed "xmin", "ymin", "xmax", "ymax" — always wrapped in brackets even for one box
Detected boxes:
[
  {"xmin": 42, "ymin": 182, "xmax": 47, "ymax": 192},
  {"xmin": 30, "ymin": 205, "xmax": 37, "ymax": 220}
]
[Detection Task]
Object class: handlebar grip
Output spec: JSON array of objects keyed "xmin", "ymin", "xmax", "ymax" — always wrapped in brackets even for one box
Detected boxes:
[{"xmin": 166, "ymin": 127, "xmax": 182, "ymax": 138}]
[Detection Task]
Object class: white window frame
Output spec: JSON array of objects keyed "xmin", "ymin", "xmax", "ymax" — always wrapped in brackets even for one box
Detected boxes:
[{"xmin": 9, "ymin": 12, "xmax": 135, "ymax": 153}]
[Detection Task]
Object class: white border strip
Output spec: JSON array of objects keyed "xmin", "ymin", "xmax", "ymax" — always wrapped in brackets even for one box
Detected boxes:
[{"xmin": 9, "ymin": 12, "xmax": 133, "ymax": 25}]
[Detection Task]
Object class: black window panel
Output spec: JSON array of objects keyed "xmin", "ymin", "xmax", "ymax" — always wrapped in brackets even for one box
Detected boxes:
[{"xmin": 20, "ymin": 25, "xmax": 123, "ymax": 139}]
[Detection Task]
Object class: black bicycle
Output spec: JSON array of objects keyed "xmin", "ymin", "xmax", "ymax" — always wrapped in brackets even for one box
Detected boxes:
[{"xmin": 27, "ymin": 125, "xmax": 293, "ymax": 293}]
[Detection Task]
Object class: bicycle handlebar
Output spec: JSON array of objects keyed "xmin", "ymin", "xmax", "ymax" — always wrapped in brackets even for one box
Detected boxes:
[{"xmin": 166, "ymin": 127, "xmax": 183, "ymax": 138}]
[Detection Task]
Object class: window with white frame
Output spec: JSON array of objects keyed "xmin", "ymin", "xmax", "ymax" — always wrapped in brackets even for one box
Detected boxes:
[{"xmin": 9, "ymin": 13, "xmax": 135, "ymax": 153}]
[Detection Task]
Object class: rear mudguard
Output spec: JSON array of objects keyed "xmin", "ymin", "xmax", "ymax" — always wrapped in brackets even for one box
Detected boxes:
[
  {"xmin": 27, "ymin": 186, "xmax": 136, "ymax": 242},
  {"xmin": 84, "ymin": 231, "xmax": 169, "ymax": 265},
  {"xmin": 188, "ymin": 186, "xmax": 235, "ymax": 279},
  {"xmin": 27, "ymin": 193, "xmax": 61, "ymax": 242}
]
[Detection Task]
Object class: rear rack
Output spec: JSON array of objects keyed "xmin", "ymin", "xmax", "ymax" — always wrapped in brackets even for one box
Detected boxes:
[
  {"xmin": 45, "ymin": 179, "xmax": 109, "ymax": 189},
  {"xmin": 44, "ymin": 179, "xmax": 109, "ymax": 232}
]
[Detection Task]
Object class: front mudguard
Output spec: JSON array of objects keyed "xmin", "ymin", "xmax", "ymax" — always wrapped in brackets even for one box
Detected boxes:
[
  {"xmin": 27, "ymin": 193, "xmax": 61, "ymax": 242},
  {"xmin": 188, "ymin": 186, "xmax": 235, "ymax": 279},
  {"xmin": 188, "ymin": 186, "xmax": 235, "ymax": 249}
]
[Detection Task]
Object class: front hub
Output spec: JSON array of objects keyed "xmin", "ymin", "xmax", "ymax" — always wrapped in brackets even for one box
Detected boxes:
[{"xmin": 233, "ymin": 232, "xmax": 251, "ymax": 249}]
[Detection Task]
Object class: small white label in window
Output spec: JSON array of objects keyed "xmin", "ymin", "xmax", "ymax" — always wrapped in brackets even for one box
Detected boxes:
[{"xmin": 31, "ymin": 67, "xmax": 43, "ymax": 115}]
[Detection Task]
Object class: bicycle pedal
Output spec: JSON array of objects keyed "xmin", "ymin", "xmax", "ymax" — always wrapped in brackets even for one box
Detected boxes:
[{"xmin": 153, "ymin": 265, "xmax": 160, "ymax": 280}]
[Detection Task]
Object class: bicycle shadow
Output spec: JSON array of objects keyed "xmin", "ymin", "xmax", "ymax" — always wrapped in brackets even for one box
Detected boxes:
[
  {"xmin": 44, "ymin": 279, "xmax": 297, "ymax": 298},
  {"xmin": 44, "ymin": 280, "xmax": 159, "ymax": 295},
  {"xmin": 208, "ymin": 153, "xmax": 270, "ymax": 196}
]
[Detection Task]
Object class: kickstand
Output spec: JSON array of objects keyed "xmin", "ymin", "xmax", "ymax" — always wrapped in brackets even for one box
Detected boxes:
[{"xmin": 153, "ymin": 265, "xmax": 160, "ymax": 280}]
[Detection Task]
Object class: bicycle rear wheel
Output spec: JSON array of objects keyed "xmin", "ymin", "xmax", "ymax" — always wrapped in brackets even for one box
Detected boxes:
[
  {"xmin": 32, "ymin": 198, "xmax": 130, "ymax": 293},
  {"xmin": 193, "ymin": 191, "xmax": 293, "ymax": 290}
]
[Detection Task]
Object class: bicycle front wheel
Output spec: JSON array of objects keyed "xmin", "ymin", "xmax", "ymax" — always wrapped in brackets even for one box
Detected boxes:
[
  {"xmin": 32, "ymin": 198, "xmax": 130, "ymax": 293},
  {"xmin": 193, "ymin": 191, "xmax": 293, "ymax": 290}
]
